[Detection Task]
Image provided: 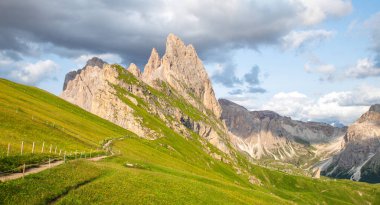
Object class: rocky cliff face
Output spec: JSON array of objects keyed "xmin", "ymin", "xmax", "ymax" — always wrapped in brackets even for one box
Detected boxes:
[
  {"xmin": 219, "ymin": 99, "xmax": 346, "ymax": 167},
  {"xmin": 61, "ymin": 34, "xmax": 230, "ymax": 155},
  {"xmin": 322, "ymin": 104, "xmax": 380, "ymax": 183},
  {"xmin": 61, "ymin": 58, "xmax": 150, "ymax": 137},
  {"xmin": 141, "ymin": 34, "xmax": 221, "ymax": 118}
]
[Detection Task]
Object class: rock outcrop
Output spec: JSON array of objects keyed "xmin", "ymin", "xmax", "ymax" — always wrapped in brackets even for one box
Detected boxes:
[
  {"xmin": 141, "ymin": 34, "xmax": 222, "ymax": 118},
  {"xmin": 61, "ymin": 59, "xmax": 149, "ymax": 137},
  {"xmin": 61, "ymin": 34, "xmax": 230, "ymax": 154},
  {"xmin": 127, "ymin": 63, "xmax": 141, "ymax": 78},
  {"xmin": 219, "ymin": 99, "xmax": 346, "ymax": 165},
  {"xmin": 322, "ymin": 104, "xmax": 380, "ymax": 183}
]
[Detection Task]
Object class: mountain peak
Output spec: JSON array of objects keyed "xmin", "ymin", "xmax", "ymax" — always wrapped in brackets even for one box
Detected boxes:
[
  {"xmin": 141, "ymin": 34, "xmax": 221, "ymax": 117},
  {"xmin": 85, "ymin": 57, "xmax": 107, "ymax": 68},
  {"xmin": 165, "ymin": 33, "xmax": 186, "ymax": 57},
  {"xmin": 369, "ymin": 104, "xmax": 380, "ymax": 113},
  {"xmin": 127, "ymin": 63, "xmax": 141, "ymax": 78},
  {"xmin": 142, "ymin": 48, "xmax": 162, "ymax": 83}
]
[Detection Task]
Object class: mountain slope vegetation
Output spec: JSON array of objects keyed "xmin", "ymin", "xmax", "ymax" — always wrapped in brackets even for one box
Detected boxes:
[{"xmin": 0, "ymin": 78, "xmax": 380, "ymax": 204}]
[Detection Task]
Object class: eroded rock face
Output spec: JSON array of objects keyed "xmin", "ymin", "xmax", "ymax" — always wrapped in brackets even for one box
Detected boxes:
[
  {"xmin": 141, "ymin": 34, "xmax": 222, "ymax": 118},
  {"xmin": 127, "ymin": 63, "xmax": 141, "ymax": 78},
  {"xmin": 219, "ymin": 99, "xmax": 346, "ymax": 162},
  {"xmin": 322, "ymin": 105, "xmax": 380, "ymax": 183},
  {"xmin": 61, "ymin": 35, "xmax": 231, "ymax": 155},
  {"xmin": 62, "ymin": 57, "xmax": 106, "ymax": 91},
  {"xmin": 61, "ymin": 61, "xmax": 149, "ymax": 138}
]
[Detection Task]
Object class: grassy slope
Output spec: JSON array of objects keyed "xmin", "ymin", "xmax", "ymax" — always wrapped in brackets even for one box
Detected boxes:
[
  {"xmin": 0, "ymin": 78, "xmax": 131, "ymax": 156},
  {"xmin": 0, "ymin": 78, "xmax": 380, "ymax": 204}
]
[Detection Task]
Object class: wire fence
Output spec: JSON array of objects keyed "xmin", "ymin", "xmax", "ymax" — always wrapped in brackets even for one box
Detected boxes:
[{"xmin": 0, "ymin": 140, "xmax": 108, "ymax": 177}]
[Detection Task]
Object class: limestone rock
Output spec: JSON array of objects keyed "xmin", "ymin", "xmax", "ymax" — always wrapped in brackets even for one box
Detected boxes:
[
  {"xmin": 61, "ymin": 35, "xmax": 235, "ymax": 163},
  {"xmin": 219, "ymin": 99, "xmax": 346, "ymax": 163},
  {"xmin": 322, "ymin": 105, "xmax": 380, "ymax": 183},
  {"xmin": 62, "ymin": 57, "xmax": 106, "ymax": 91},
  {"xmin": 369, "ymin": 104, "xmax": 380, "ymax": 113},
  {"xmin": 142, "ymin": 34, "xmax": 222, "ymax": 118},
  {"xmin": 127, "ymin": 63, "xmax": 141, "ymax": 78},
  {"xmin": 61, "ymin": 61, "xmax": 151, "ymax": 139},
  {"xmin": 312, "ymin": 167, "xmax": 321, "ymax": 179},
  {"xmin": 86, "ymin": 57, "xmax": 106, "ymax": 68},
  {"xmin": 142, "ymin": 48, "xmax": 161, "ymax": 83}
]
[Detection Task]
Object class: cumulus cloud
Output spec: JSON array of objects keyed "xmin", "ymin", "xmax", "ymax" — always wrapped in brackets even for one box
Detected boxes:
[
  {"xmin": 282, "ymin": 29, "xmax": 334, "ymax": 50},
  {"xmin": 345, "ymin": 58, "xmax": 380, "ymax": 78},
  {"xmin": 228, "ymin": 89, "xmax": 244, "ymax": 95},
  {"xmin": 305, "ymin": 63, "xmax": 335, "ymax": 74},
  {"xmin": 0, "ymin": 58, "xmax": 58, "ymax": 85},
  {"xmin": 344, "ymin": 12, "xmax": 380, "ymax": 79},
  {"xmin": 212, "ymin": 63, "xmax": 242, "ymax": 88},
  {"xmin": 247, "ymin": 86, "xmax": 266, "ymax": 94},
  {"xmin": 365, "ymin": 12, "xmax": 380, "ymax": 66},
  {"xmin": 244, "ymin": 65, "xmax": 260, "ymax": 85},
  {"xmin": 213, "ymin": 64, "xmax": 266, "ymax": 95},
  {"xmin": 297, "ymin": 0, "xmax": 352, "ymax": 25},
  {"xmin": 305, "ymin": 63, "xmax": 336, "ymax": 81},
  {"xmin": 259, "ymin": 85, "xmax": 380, "ymax": 124},
  {"xmin": 244, "ymin": 66, "xmax": 266, "ymax": 93},
  {"xmin": 0, "ymin": 0, "xmax": 352, "ymax": 65}
]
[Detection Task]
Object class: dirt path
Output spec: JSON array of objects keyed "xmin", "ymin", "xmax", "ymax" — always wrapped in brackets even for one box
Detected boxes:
[
  {"xmin": 0, "ymin": 139, "xmax": 117, "ymax": 183},
  {"xmin": 0, "ymin": 160, "xmax": 64, "ymax": 182}
]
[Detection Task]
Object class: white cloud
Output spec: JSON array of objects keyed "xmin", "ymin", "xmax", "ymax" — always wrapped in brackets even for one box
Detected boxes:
[
  {"xmin": 305, "ymin": 63, "xmax": 335, "ymax": 74},
  {"xmin": 9, "ymin": 60, "xmax": 58, "ymax": 85},
  {"xmin": 296, "ymin": 0, "xmax": 352, "ymax": 25},
  {"xmin": 345, "ymin": 58, "xmax": 380, "ymax": 78},
  {"xmin": 344, "ymin": 12, "xmax": 380, "ymax": 80},
  {"xmin": 0, "ymin": 54, "xmax": 58, "ymax": 85},
  {"xmin": 230, "ymin": 85, "xmax": 380, "ymax": 125},
  {"xmin": 282, "ymin": 29, "xmax": 334, "ymax": 50},
  {"xmin": 0, "ymin": 0, "xmax": 352, "ymax": 64},
  {"xmin": 304, "ymin": 63, "xmax": 336, "ymax": 81}
]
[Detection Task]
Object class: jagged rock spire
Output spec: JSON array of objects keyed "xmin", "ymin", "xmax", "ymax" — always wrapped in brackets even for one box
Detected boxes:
[
  {"xmin": 142, "ymin": 48, "xmax": 161, "ymax": 81},
  {"xmin": 142, "ymin": 33, "xmax": 221, "ymax": 118},
  {"xmin": 127, "ymin": 63, "xmax": 142, "ymax": 78}
]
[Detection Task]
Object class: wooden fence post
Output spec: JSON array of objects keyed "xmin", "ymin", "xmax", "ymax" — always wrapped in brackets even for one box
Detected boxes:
[
  {"xmin": 55, "ymin": 146, "xmax": 57, "ymax": 154},
  {"xmin": 59, "ymin": 149, "xmax": 62, "ymax": 156},
  {"xmin": 41, "ymin": 142, "xmax": 45, "ymax": 153},
  {"xmin": 32, "ymin": 142, "xmax": 35, "ymax": 154},
  {"xmin": 49, "ymin": 144, "xmax": 52, "ymax": 153},
  {"xmin": 7, "ymin": 143, "xmax": 10, "ymax": 156},
  {"xmin": 20, "ymin": 141, "xmax": 24, "ymax": 155},
  {"xmin": 22, "ymin": 164, "xmax": 26, "ymax": 178},
  {"xmin": 64, "ymin": 151, "xmax": 66, "ymax": 163}
]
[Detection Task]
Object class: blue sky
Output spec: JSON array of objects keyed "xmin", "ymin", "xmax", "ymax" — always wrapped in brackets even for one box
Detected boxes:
[{"xmin": 1, "ymin": 0, "xmax": 379, "ymax": 125}]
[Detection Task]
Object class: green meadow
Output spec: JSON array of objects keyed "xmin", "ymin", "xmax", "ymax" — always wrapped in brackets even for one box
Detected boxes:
[{"xmin": 0, "ymin": 78, "xmax": 380, "ymax": 204}]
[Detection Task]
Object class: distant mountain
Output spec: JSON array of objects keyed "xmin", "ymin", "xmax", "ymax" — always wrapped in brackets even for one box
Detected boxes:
[
  {"xmin": 328, "ymin": 121, "xmax": 346, "ymax": 128},
  {"xmin": 322, "ymin": 104, "xmax": 380, "ymax": 183},
  {"xmin": 219, "ymin": 99, "xmax": 346, "ymax": 168}
]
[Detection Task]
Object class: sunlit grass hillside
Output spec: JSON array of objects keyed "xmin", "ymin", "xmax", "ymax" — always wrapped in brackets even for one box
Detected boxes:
[{"xmin": 0, "ymin": 78, "xmax": 380, "ymax": 204}]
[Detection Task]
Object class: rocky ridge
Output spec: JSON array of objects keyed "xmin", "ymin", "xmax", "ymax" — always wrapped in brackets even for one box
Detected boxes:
[
  {"xmin": 61, "ymin": 34, "xmax": 230, "ymax": 156},
  {"xmin": 141, "ymin": 34, "xmax": 221, "ymax": 118},
  {"xmin": 219, "ymin": 99, "xmax": 346, "ymax": 169},
  {"xmin": 322, "ymin": 104, "xmax": 380, "ymax": 183}
]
